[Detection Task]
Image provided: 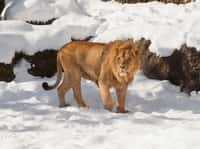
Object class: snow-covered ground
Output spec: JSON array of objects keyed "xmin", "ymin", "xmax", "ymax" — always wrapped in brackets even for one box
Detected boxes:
[
  {"xmin": 1, "ymin": 0, "xmax": 200, "ymax": 148},
  {"xmin": 1, "ymin": 65, "xmax": 200, "ymax": 149}
]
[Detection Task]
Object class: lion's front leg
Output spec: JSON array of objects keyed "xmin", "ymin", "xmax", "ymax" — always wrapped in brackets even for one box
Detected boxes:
[
  {"xmin": 98, "ymin": 80, "xmax": 114, "ymax": 111},
  {"xmin": 116, "ymin": 86, "xmax": 128, "ymax": 113}
]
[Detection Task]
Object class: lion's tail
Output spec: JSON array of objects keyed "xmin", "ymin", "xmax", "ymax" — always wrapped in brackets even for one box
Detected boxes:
[{"xmin": 42, "ymin": 52, "xmax": 62, "ymax": 90}]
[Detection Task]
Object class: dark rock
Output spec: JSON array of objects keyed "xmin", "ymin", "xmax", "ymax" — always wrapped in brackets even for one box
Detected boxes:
[
  {"xmin": 0, "ymin": 50, "xmax": 57, "ymax": 82},
  {"xmin": 24, "ymin": 50, "xmax": 57, "ymax": 78},
  {"xmin": 0, "ymin": 52, "xmax": 26, "ymax": 82},
  {"xmin": 0, "ymin": 63, "xmax": 15, "ymax": 82},
  {"xmin": 11, "ymin": 51, "xmax": 27, "ymax": 67},
  {"xmin": 137, "ymin": 38, "xmax": 200, "ymax": 94},
  {"xmin": 179, "ymin": 44, "xmax": 200, "ymax": 94},
  {"xmin": 26, "ymin": 18, "xmax": 57, "ymax": 25},
  {"xmin": 71, "ymin": 36, "xmax": 94, "ymax": 41}
]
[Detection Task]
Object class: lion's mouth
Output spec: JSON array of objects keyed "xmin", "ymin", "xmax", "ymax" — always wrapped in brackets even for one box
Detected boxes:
[{"xmin": 119, "ymin": 69, "xmax": 127, "ymax": 77}]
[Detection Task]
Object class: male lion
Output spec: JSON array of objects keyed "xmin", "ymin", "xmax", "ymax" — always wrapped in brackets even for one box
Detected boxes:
[{"xmin": 42, "ymin": 39, "xmax": 140, "ymax": 113}]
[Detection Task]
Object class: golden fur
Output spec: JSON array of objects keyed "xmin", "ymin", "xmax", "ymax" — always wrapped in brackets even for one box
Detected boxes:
[{"xmin": 42, "ymin": 40, "xmax": 140, "ymax": 113}]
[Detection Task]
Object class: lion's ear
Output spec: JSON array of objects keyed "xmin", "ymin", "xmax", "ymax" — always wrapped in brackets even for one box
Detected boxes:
[
  {"xmin": 126, "ymin": 40, "xmax": 139, "ymax": 56},
  {"xmin": 135, "ymin": 38, "xmax": 151, "ymax": 51},
  {"xmin": 127, "ymin": 38, "xmax": 134, "ymax": 46},
  {"xmin": 132, "ymin": 47, "xmax": 140, "ymax": 57}
]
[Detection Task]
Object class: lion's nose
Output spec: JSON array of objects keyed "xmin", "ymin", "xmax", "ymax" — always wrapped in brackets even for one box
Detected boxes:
[{"xmin": 120, "ymin": 65, "xmax": 125, "ymax": 69}]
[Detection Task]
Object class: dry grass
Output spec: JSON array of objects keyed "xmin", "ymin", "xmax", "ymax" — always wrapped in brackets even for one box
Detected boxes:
[{"xmin": 114, "ymin": 0, "xmax": 192, "ymax": 4}]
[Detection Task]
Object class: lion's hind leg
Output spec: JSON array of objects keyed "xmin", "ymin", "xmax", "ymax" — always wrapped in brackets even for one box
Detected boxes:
[
  {"xmin": 72, "ymin": 83, "xmax": 88, "ymax": 108},
  {"xmin": 71, "ymin": 70, "xmax": 88, "ymax": 108},
  {"xmin": 57, "ymin": 72, "xmax": 71, "ymax": 107}
]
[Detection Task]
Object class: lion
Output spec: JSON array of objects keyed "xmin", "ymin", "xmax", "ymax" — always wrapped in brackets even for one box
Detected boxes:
[{"xmin": 42, "ymin": 39, "xmax": 141, "ymax": 113}]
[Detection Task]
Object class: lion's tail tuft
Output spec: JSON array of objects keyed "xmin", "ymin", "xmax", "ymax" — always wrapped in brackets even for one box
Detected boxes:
[
  {"xmin": 42, "ymin": 82, "xmax": 53, "ymax": 90},
  {"xmin": 41, "ymin": 52, "xmax": 63, "ymax": 91}
]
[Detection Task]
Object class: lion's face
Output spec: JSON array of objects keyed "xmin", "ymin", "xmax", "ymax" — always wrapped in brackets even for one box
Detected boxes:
[{"xmin": 112, "ymin": 40, "xmax": 140, "ymax": 82}]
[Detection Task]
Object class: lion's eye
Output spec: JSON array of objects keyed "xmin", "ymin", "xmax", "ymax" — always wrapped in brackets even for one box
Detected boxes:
[{"xmin": 117, "ymin": 57, "xmax": 121, "ymax": 61}]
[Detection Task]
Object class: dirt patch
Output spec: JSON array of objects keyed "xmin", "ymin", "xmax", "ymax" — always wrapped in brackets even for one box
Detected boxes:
[{"xmin": 115, "ymin": 0, "xmax": 192, "ymax": 4}]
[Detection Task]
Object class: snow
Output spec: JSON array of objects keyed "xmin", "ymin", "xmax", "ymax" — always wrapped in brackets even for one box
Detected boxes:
[
  {"xmin": 5, "ymin": 0, "xmax": 87, "ymax": 20},
  {"xmin": 1, "ymin": 64, "xmax": 200, "ymax": 148},
  {"xmin": 1, "ymin": 0, "xmax": 200, "ymax": 148}
]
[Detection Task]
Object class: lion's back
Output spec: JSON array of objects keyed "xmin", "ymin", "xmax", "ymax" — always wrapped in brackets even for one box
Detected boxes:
[{"xmin": 59, "ymin": 41, "xmax": 107, "ymax": 81}]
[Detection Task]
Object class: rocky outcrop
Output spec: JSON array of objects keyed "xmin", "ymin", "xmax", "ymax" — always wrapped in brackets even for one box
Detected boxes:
[
  {"xmin": 26, "ymin": 18, "xmax": 57, "ymax": 25},
  {"xmin": 137, "ymin": 38, "xmax": 200, "ymax": 94},
  {"xmin": 0, "ymin": 50, "xmax": 57, "ymax": 82},
  {"xmin": 0, "ymin": 63, "xmax": 15, "ymax": 82},
  {"xmin": 1, "ymin": 38, "xmax": 200, "ymax": 94},
  {"xmin": 0, "ymin": 37, "xmax": 94, "ymax": 82},
  {"xmin": 24, "ymin": 50, "xmax": 57, "ymax": 78}
]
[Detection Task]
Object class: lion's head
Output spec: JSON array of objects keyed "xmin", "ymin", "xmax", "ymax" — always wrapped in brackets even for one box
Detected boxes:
[{"xmin": 109, "ymin": 39, "xmax": 141, "ymax": 83}]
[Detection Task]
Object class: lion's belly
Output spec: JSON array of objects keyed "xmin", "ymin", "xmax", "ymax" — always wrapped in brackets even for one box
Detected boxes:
[{"xmin": 80, "ymin": 65, "xmax": 100, "ymax": 82}]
